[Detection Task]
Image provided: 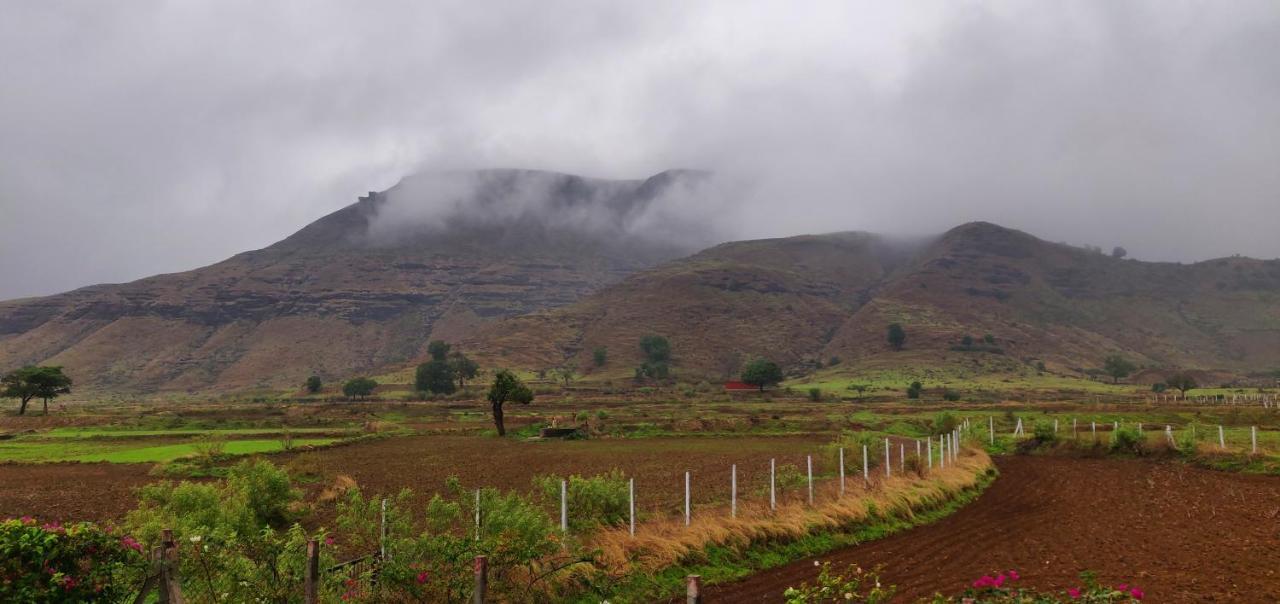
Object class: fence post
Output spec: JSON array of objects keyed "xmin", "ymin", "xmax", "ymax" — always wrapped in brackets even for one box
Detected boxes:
[
  {"xmin": 916, "ymin": 439, "xmax": 921, "ymax": 461},
  {"xmin": 899, "ymin": 443, "xmax": 905, "ymax": 473},
  {"xmin": 770, "ymin": 458, "xmax": 776, "ymax": 510},
  {"xmin": 687, "ymin": 574, "xmax": 703, "ymax": 604},
  {"xmin": 807, "ymin": 455, "xmax": 814, "ymax": 505},
  {"xmin": 1219, "ymin": 425, "xmax": 1226, "ymax": 449},
  {"xmin": 1092, "ymin": 421, "xmax": 1096, "ymax": 440},
  {"xmin": 160, "ymin": 529, "xmax": 183, "ymax": 604},
  {"xmin": 838, "ymin": 448, "xmax": 845, "ymax": 495},
  {"xmin": 304, "ymin": 539, "xmax": 319, "ymax": 604},
  {"xmin": 474, "ymin": 490, "xmax": 480, "ymax": 541},
  {"xmin": 884, "ymin": 438, "xmax": 891, "ymax": 477},
  {"xmin": 473, "ymin": 555, "xmax": 488, "ymax": 604},
  {"xmin": 862, "ymin": 445, "xmax": 869, "ymax": 486},
  {"xmin": 629, "ymin": 478, "xmax": 636, "ymax": 536},
  {"xmin": 927, "ymin": 437, "xmax": 933, "ymax": 469},
  {"xmin": 560, "ymin": 480, "xmax": 568, "ymax": 532},
  {"xmin": 1252, "ymin": 426, "xmax": 1257, "ymax": 454},
  {"xmin": 684, "ymin": 471, "xmax": 691, "ymax": 526},
  {"xmin": 731, "ymin": 465, "xmax": 738, "ymax": 518},
  {"xmin": 380, "ymin": 498, "xmax": 388, "ymax": 559},
  {"xmin": 989, "ymin": 416, "xmax": 994, "ymax": 445}
]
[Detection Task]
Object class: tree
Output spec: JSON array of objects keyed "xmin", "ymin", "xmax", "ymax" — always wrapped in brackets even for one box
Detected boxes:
[
  {"xmin": 553, "ymin": 366, "xmax": 575, "ymax": 387},
  {"xmin": 740, "ymin": 358, "xmax": 783, "ymax": 392},
  {"xmin": 1111, "ymin": 246, "xmax": 1128, "ymax": 259},
  {"xmin": 304, "ymin": 376, "xmax": 322, "ymax": 394},
  {"xmin": 1165, "ymin": 371, "xmax": 1198, "ymax": 394},
  {"xmin": 448, "ymin": 351, "xmax": 479, "ymax": 390},
  {"xmin": 960, "ymin": 335, "xmax": 974, "ymax": 348},
  {"xmin": 342, "ymin": 377, "xmax": 377, "ymax": 399},
  {"xmin": 906, "ymin": 381, "xmax": 923, "ymax": 399},
  {"xmin": 983, "ymin": 333, "xmax": 996, "ymax": 345},
  {"xmin": 2, "ymin": 366, "xmax": 72, "ymax": 415},
  {"xmin": 592, "ymin": 346, "xmax": 608, "ymax": 368},
  {"xmin": 887, "ymin": 324, "xmax": 906, "ymax": 350},
  {"xmin": 1102, "ymin": 354, "xmax": 1137, "ymax": 384},
  {"xmin": 847, "ymin": 383, "xmax": 870, "ymax": 398},
  {"xmin": 636, "ymin": 335, "xmax": 672, "ymax": 381},
  {"xmin": 487, "ymin": 369, "xmax": 533, "ymax": 436},
  {"xmin": 415, "ymin": 340, "xmax": 456, "ymax": 394}
]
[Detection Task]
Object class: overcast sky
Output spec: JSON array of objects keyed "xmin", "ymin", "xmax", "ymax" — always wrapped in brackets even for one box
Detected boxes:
[{"xmin": 2, "ymin": 1, "xmax": 1279, "ymax": 300}]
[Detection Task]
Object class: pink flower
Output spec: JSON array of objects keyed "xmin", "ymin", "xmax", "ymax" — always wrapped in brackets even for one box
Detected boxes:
[
  {"xmin": 416, "ymin": 571, "xmax": 429, "ymax": 585},
  {"xmin": 1067, "ymin": 587, "xmax": 1081, "ymax": 599},
  {"xmin": 972, "ymin": 575, "xmax": 995, "ymax": 589},
  {"xmin": 993, "ymin": 573, "xmax": 1006, "ymax": 588},
  {"xmin": 62, "ymin": 576, "xmax": 78, "ymax": 589},
  {"xmin": 1130, "ymin": 587, "xmax": 1144, "ymax": 600},
  {"xmin": 1116, "ymin": 583, "xmax": 1128, "ymax": 591},
  {"xmin": 324, "ymin": 535, "xmax": 335, "ymax": 546},
  {"xmin": 20, "ymin": 516, "xmax": 35, "ymax": 525},
  {"xmin": 1007, "ymin": 570, "xmax": 1020, "ymax": 581},
  {"xmin": 120, "ymin": 536, "xmax": 143, "ymax": 553}
]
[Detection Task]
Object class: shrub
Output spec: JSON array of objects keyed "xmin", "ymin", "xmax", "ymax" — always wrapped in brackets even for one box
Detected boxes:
[
  {"xmin": 942, "ymin": 390, "xmax": 961, "ymax": 402},
  {"xmin": 1033, "ymin": 422, "xmax": 1057, "ymax": 443},
  {"xmin": 933, "ymin": 412, "xmax": 958, "ymax": 435},
  {"xmin": 0, "ymin": 518, "xmax": 148, "ymax": 602},
  {"xmin": 824, "ymin": 431, "xmax": 884, "ymax": 469},
  {"xmin": 535, "ymin": 470, "xmax": 629, "ymax": 532},
  {"xmin": 191, "ymin": 434, "xmax": 226, "ymax": 467},
  {"xmin": 906, "ymin": 381, "xmax": 923, "ymax": 399},
  {"xmin": 1110, "ymin": 426, "xmax": 1144, "ymax": 455},
  {"xmin": 126, "ymin": 459, "xmax": 301, "ymax": 544},
  {"xmin": 808, "ymin": 388, "xmax": 822, "ymax": 401}
]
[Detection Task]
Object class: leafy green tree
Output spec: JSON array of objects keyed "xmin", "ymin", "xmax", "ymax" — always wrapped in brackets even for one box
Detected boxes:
[
  {"xmin": 1102, "ymin": 354, "xmax": 1137, "ymax": 384},
  {"xmin": 740, "ymin": 358, "xmax": 783, "ymax": 391},
  {"xmin": 415, "ymin": 340, "xmax": 457, "ymax": 394},
  {"xmin": 304, "ymin": 375, "xmax": 322, "ymax": 394},
  {"xmin": 887, "ymin": 323, "xmax": 906, "ymax": 350},
  {"xmin": 635, "ymin": 335, "xmax": 672, "ymax": 381},
  {"xmin": 487, "ymin": 370, "xmax": 533, "ymax": 436},
  {"xmin": 592, "ymin": 346, "xmax": 608, "ymax": 367},
  {"xmin": 2, "ymin": 366, "xmax": 71, "ymax": 415},
  {"xmin": 342, "ymin": 377, "xmax": 377, "ymax": 399},
  {"xmin": 448, "ymin": 351, "xmax": 479, "ymax": 389},
  {"xmin": 906, "ymin": 381, "xmax": 923, "ymax": 399},
  {"xmin": 1165, "ymin": 371, "xmax": 1198, "ymax": 394}
]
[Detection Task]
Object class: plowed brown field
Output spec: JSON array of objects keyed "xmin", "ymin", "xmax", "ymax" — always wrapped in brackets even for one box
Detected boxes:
[{"xmin": 706, "ymin": 456, "xmax": 1280, "ymax": 603}]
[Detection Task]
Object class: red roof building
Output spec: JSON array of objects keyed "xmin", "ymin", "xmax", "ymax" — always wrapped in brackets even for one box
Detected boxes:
[{"xmin": 723, "ymin": 381, "xmax": 757, "ymax": 391}]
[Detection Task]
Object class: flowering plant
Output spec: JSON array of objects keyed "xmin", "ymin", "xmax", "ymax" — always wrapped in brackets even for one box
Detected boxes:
[
  {"xmin": 0, "ymin": 517, "xmax": 148, "ymax": 602},
  {"xmin": 946, "ymin": 570, "xmax": 1144, "ymax": 603},
  {"xmin": 783, "ymin": 561, "xmax": 895, "ymax": 603}
]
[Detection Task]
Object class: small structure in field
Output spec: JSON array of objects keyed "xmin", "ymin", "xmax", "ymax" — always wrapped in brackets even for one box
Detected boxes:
[{"xmin": 723, "ymin": 381, "xmax": 757, "ymax": 392}]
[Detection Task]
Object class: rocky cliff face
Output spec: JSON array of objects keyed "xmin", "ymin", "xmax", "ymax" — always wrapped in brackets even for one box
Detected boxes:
[{"xmin": 0, "ymin": 169, "xmax": 706, "ymax": 393}]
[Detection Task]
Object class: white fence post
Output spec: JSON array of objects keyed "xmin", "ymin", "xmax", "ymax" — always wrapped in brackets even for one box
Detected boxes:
[
  {"xmin": 989, "ymin": 416, "xmax": 994, "ymax": 444},
  {"xmin": 927, "ymin": 437, "xmax": 933, "ymax": 469},
  {"xmin": 684, "ymin": 471, "xmax": 691, "ymax": 526},
  {"xmin": 560, "ymin": 480, "xmax": 568, "ymax": 532},
  {"xmin": 381, "ymin": 498, "xmax": 388, "ymax": 559},
  {"xmin": 807, "ymin": 455, "xmax": 814, "ymax": 505},
  {"xmin": 838, "ymin": 448, "xmax": 845, "ymax": 495},
  {"xmin": 899, "ymin": 443, "xmax": 905, "ymax": 473},
  {"xmin": 629, "ymin": 478, "xmax": 635, "ymax": 537},
  {"xmin": 770, "ymin": 458, "xmax": 776, "ymax": 510},
  {"xmin": 731, "ymin": 465, "xmax": 737, "ymax": 518},
  {"xmin": 884, "ymin": 438, "xmax": 891, "ymax": 477},
  {"xmin": 1219, "ymin": 425, "xmax": 1226, "ymax": 449},
  {"xmin": 1092, "ymin": 421, "xmax": 1096, "ymax": 439},
  {"xmin": 1252, "ymin": 426, "xmax": 1257, "ymax": 454},
  {"xmin": 474, "ymin": 490, "xmax": 480, "ymax": 541}
]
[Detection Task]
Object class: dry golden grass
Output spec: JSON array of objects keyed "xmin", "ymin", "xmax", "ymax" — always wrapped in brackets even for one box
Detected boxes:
[{"xmin": 589, "ymin": 447, "xmax": 993, "ymax": 575}]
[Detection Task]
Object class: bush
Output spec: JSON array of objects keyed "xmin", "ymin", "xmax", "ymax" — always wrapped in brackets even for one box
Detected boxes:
[
  {"xmin": 824, "ymin": 431, "xmax": 884, "ymax": 469},
  {"xmin": 1033, "ymin": 422, "xmax": 1057, "ymax": 443},
  {"xmin": 808, "ymin": 388, "xmax": 822, "ymax": 401},
  {"xmin": 942, "ymin": 390, "xmax": 961, "ymax": 402},
  {"xmin": 906, "ymin": 381, "xmax": 923, "ymax": 399},
  {"xmin": 0, "ymin": 518, "xmax": 148, "ymax": 602},
  {"xmin": 783, "ymin": 561, "xmax": 894, "ymax": 603},
  {"xmin": 535, "ymin": 469, "xmax": 629, "ymax": 531},
  {"xmin": 1110, "ymin": 426, "xmax": 1144, "ymax": 455},
  {"xmin": 126, "ymin": 459, "xmax": 301, "ymax": 544},
  {"xmin": 933, "ymin": 412, "xmax": 958, "ymax": 435}
]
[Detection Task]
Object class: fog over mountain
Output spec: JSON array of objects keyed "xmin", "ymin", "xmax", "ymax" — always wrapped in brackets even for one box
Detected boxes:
[{"xmin": 3, "ymin": 1, "xmax": 1280, "ymax": 300}]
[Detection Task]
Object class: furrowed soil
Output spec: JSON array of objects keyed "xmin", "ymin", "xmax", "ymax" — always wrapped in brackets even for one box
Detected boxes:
[{"xmin": 706, "ymin": 456, "xmax": 1280, "ymax": 603}]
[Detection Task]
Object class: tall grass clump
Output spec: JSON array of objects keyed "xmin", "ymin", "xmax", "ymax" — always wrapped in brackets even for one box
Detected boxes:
[
  {"xmin": 534, "ymin": 469, "xmax": 629, "ymax": 531},
  {"xmin": 1110, "ymin": 426, "xmax": 1144, "ymax": 455}
]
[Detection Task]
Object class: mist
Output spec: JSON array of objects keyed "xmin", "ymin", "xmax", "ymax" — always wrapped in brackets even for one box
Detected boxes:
[{"xmin": 2, "ymin": 1, "xmax": 1279, "ymax": 300}]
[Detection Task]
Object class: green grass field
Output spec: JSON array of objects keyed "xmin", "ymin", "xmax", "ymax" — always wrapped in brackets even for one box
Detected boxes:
[{"xmin": 0, "ymin": 438, "xmax": 340, "ymax": 463}]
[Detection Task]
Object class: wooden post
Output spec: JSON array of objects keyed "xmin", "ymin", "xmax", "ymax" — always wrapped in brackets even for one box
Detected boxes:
[
  {"xmin": 304, "ymin": 539, "xmax": 319, "ymax": 604},
  {"xmin": 686, "ymin": 574, "xmax": 703, "ymax": 604},
  {"xmin": 629, "ymin": 477, "xmax": 636, "ymax": 537},
  {"xmin": 473, "ymin": 555, "xmax": 488, "ymax": 604},
  {"xmin": 731, "ymin": 465, "xmax": 737, "ymax": 517},
  {"xmin": 159, "ymin": 529, "xmax": 183, "ymax": 604}
]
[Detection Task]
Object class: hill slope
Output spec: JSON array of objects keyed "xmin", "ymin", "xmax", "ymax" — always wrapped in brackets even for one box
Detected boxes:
[
  {"xmin": 468, "ymin": 223, "xmax": 1280, "ymax": 382},
  {"xmin": 0, "ymin": 169, "xmax": 706, "ymax": 393}
]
